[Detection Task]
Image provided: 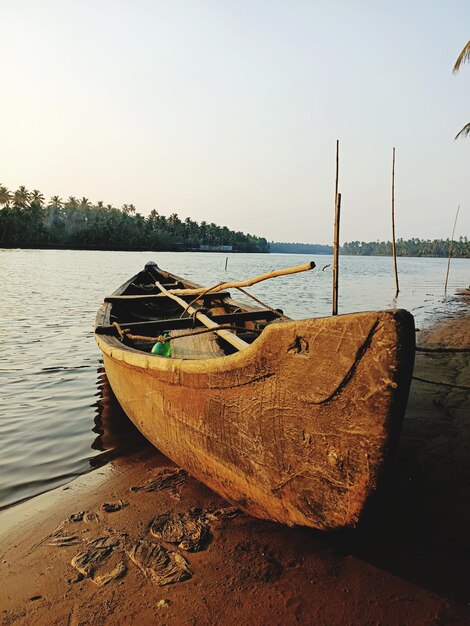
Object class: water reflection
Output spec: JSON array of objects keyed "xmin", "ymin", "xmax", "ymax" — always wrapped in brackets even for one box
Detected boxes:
[
  {"xmin": 0, "ymin": 367, "xmax": 148, "ymax": 511},
  {"xmin": 89, "ymin": 367, "xmax": 149, "ymax": 468}
]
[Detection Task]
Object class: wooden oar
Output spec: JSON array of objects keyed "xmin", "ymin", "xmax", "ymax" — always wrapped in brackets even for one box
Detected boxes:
[
  {"xmin": 166, "ymin": 261, "xmax": 316, "ymax": 296},
  {"xmin": 155, "ymin": 282, "xmax": 249, "ymax": 352}
]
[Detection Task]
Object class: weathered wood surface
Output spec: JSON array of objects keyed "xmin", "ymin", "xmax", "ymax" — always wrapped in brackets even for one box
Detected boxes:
[
  {"xmin": 170, "ymin": 329, "xmax": 225, "ymax": 360},
  {"xmin": 96, "ymin": 308, "xmax": 415, "ymax": 529},
  {"xmin": 167, "ymin": 261, "xmax": 315, "ymax": 296}
]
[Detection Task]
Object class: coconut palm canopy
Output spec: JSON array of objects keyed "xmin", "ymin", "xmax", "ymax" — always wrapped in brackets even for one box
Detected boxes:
[
  {"xmin": 0, "ymin": 183, "xmax": 269, "ymax": 252},
  {"xmin": 453, "ymin": 40, "xmax": 470, "ymax": 73},
  {"xmin": 454, "ymin": 40, "xmax": 470, "ymax": 139}
]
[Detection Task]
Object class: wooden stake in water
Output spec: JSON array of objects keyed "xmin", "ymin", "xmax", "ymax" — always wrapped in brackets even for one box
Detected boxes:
[
  {"xmin": 444, "ymin": 205, "xmax": 460, "ymax": 295},
  {"xmin": 391, "ymin": 147, "xmax": 399, "ymax": 298},
  {"xmin": 333, "ymin": 192, "xmax": 341, "ymax": 316},
  {"xmin": 332, "ymin": 140, "xmax": 340, "ymax": 315},
  {"xmin": 225, "ymin": 256, "xmax": 228, "ymax": 271}
]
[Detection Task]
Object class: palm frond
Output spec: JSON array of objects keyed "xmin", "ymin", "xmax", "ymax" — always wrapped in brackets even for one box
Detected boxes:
[
  {"xmin": 453, "ymin": 40, "xmax": 470, "ymax": 73},
  {"xmin": 454, "ymin": 122, "xmax": 470, "ymax": 139}
]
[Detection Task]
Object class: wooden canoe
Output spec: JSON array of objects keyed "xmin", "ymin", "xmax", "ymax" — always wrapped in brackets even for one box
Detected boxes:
[{"xmin": 95, "ymin": 261, "xmax": 415, "ymax": 530}]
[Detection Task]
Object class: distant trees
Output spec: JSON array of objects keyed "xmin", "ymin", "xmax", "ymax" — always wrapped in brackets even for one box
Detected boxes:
[
  {"xmin": 271, "ymin": 239, "xmax": 469, "ymax": 258},
  {"xmin": 0, "ymin": 184, "xmax": 269, "ymax": 253},
  {"xmin": 0, "ymin": 185, "xmax": 12, "ymax": 208},
  {"xmin": 49, "ymin": 196, "xmax": 63, "ymax": 209},
  {"xmin": 342, "ymin": 238, "xmax": 469, "ymax": 258},
  {"xmin": 2, "ymin": 183, "xmax": 467, "ymax": 258},
  {"xmin": 13, "ymin": 186, "xmax": 31, "ymax": 208},
  {"xmin": 31, "ymin": 190, "xmax": 45, "ymax": 206},
  {"xmin": 453, "ymin": 40, "xmax": 470, "ymax": 139}
]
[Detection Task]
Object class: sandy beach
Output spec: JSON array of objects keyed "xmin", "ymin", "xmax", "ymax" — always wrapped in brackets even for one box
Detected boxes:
[{"xmin": 1, "ymin": 298, "xmax": 469, "ymax": 626}]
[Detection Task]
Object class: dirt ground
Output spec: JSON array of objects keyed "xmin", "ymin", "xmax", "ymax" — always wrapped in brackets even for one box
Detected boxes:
[{"xmin": 1, "ymin": 299, "xmax": 469, "ymax": 626}]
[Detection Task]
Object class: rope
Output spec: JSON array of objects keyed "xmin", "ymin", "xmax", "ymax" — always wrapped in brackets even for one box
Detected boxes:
[
  {"xmin": 112, "ymin": 321, "xmax": 259, "ymax": 344},
  {"xmin": 113, "ymin": 322, "xmax": 168, "ymax": 343}
]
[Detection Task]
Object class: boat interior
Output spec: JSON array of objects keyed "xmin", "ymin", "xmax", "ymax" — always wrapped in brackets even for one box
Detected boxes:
[{"xmin": 95, "ymin": 262, "xmax": 285, "ymax": 359}]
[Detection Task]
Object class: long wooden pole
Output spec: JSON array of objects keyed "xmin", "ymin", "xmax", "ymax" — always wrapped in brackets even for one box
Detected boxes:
[
  {"xmin": 444, "ymin": 204, "xmax": 460, "ymax": 295},
  {"xmin": 155, "ymin": 282, "xmax": 249, "ymax": 351},
  {"xmin": 332, "ymin": 139, "xmax": 340, "ymax": 315},
  {"xmin": 167, "ymin": 261, "xmax": 315, "ymax": 296},
  {"xmin": 335, "ymin": 139, "xmax": 339, "ymax": 206},
  {"xmin": 332, "ymin": 192, "xmax": 341, "ymax": 315},
  {"xmin": 391, "ymin": 147, "xmax": 399, "ymax": 298}
]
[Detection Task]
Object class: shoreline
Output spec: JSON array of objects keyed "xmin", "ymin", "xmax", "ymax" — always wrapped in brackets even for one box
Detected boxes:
[
  {"xmin": 1, "ymin": 299, "xmax": 469, "ymax": 625},
  {"xmin": 2, "ymin": 245, "xmax": 470, "ymax": 259}
]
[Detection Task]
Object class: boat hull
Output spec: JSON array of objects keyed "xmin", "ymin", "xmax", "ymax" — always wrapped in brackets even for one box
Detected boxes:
[{"xmin": 97, "ymin": 309, "xmax": 415, "ymax": 529}]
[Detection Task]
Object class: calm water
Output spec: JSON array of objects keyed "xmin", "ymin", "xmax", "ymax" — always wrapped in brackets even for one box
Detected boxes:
[{"xmin": 1, "ymin": 249, "xmax": 468, "ymax": 509}]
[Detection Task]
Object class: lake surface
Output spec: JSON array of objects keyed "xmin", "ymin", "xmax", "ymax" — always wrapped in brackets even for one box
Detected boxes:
[{"xmin": 1, "ymin": 249, "xmax": 468, "ymax": 509}]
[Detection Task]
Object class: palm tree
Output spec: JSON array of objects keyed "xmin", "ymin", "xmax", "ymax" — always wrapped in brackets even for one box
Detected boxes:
[
  {"xmin": 79, "ymin": 197, "xmax": 91, "ymax": 209},
  {"xmin": 49, "ymin": 195, "xmax": 63, "ymax": 209},
  {"xmin": 0, "ymin": 184, "xmax": 11, "ymax": 208},
  {"xmin": 31, "ymin": 189, "xmax": 45, "ymax": 206},
  {"xmin": 66, "ymin": 196, "xmax": 79, "ymax": 209},
  {"xmin": 122, "ymin": 203, "xmax": 136, "ymax": 214},
  {"xmin": 453, "ymin": 40, "xmax": 470, "ymax": 139},
  {"xmin": 13, "ymin": 186, "xmax": 31, "ymax": 208}
]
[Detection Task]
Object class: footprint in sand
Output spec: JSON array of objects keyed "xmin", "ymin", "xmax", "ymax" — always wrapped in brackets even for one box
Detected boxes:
[
  {"xmin": 150, "ymin": 510, "xmax": 212, "ymax": 552},
  {"xmin": 67, "ymin": 511, "xmax": 85, "ymax": 522},
  {"xmin": 149, "ymin": 505, "xmax": 241, "ymax": 552},
  {"xmin": 42, "ymin": 497, "xmax": 240, "ymax": 588},
  {"xmin": 43, "ymin": 508, "xmax": 101, "ymax": 547},
  {"xmin": 101, "ymin": 500, "xmax": 128, "ymax": 513},
  {"xmin": 44, "ymin": 529, "xmax": 82, "ymax": 547},
  {"xmin": 71, "ymin": 535, "xmax": 127, "ymax": 587},
  {"xmin": 127, "ymin": 539, "xmax": 191, "ymax": 586}
]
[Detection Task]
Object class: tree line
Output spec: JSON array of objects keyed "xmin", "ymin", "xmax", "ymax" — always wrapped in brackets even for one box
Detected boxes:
[
  {"xmin": 1, "ymin": 184, "xmax": 467, "ymax": 258},
  {"xmin": 271, "ymin": 239, "xmax": 469, "ymax": 257},
  {"xmin": 0, "ymin": 184, "xmax": 269, "ymax": 252},
  {"xmin": 342, "ymin": 239, "xmax": 469, "ymax": 258}
]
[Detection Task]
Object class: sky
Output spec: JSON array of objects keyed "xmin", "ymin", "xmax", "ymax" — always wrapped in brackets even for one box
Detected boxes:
[{"xmin": 1, "ymin": 0, "xmax": 469, "ymax": 244}]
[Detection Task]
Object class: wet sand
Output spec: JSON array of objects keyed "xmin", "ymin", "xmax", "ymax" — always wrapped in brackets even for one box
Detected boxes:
[{"xmin": 1, "ymin": 300, "xmax": 470, "ymax": 625}]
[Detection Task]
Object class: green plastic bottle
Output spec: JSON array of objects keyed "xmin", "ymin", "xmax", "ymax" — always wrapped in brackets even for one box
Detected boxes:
[{"xmin": 151, "ymin": 332, "xmax": 172, "ymax": 357}]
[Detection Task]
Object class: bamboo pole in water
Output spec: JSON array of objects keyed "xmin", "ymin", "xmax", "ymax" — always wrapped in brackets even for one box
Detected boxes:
[
  {"xmin": 335, "ymin": 139, "xmax": 339, "ymax": 205},
  {"xmin": 391, "ymin": 147, "xmax": 399, "ymax": 298},
  {"xmin": 332, "ymin": 193, "xmax": 341, "ymax": 316},
  {"xmin": 444, "ymin": 205, "xmax": 460, "ymax": 295},
  {"xmin": 332, "ymin": 140, "xmax": 340, "ymax": 315}
]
